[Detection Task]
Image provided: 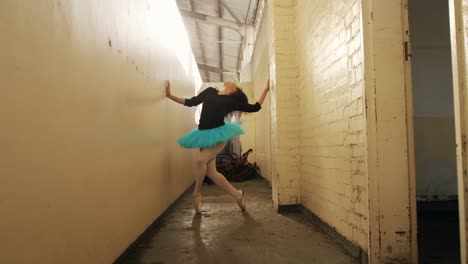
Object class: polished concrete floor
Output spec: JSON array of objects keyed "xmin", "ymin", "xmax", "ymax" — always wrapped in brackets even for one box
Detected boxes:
[{"xmin": 116, "ymin": 177, "xmax": 358, "ymax": 264}]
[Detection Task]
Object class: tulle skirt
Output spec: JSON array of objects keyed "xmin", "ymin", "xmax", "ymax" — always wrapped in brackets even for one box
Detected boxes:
[{"xmin": 178, "ymin": 123, "xmax": 244, "ymax": 149}]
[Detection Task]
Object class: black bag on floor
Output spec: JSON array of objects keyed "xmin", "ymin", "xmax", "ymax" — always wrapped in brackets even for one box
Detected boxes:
[{"xmin": 216, "ymin": 149, "xmax": 260, "ymax": 182}]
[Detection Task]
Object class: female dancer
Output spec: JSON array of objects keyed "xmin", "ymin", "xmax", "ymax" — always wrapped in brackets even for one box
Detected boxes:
[{"xmin": 165, "ymin": 80, "xmax": 270, "ymax": 214}]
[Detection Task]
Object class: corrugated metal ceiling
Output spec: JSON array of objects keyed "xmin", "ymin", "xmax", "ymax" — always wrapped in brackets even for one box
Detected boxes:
[{"xmin": 176, "ymin": 0, "xmax": 259, "ymax": 82}]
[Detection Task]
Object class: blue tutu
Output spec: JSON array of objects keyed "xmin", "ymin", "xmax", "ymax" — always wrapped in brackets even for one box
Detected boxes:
[{"xmin": 178, "ymin": 123, "xmax": 244, "ymax": 149}]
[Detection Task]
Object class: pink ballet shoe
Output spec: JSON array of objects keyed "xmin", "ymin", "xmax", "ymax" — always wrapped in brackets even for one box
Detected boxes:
[
  {"xmin": 193, "ymin": 193, "xmax": 202, "ymax": 214},
  {"xmin": 236, "ymin": 190, "xmax": 246, "ymax": 211}
]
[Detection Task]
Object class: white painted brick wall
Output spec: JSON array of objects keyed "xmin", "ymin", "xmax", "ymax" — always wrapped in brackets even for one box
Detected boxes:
[
  {"xmin": 295, "ymin": 0, "xmax": 368, "ymax": 249},
  {"xmin": 251, "ymin": 8, "xmax": 272, "ymax": 182},
  {"xmin": 251, "ymin": 0, "xmax": 368, "ymax": 248},
  {"xmin": 270, "ymin": 0, "xmax": 301, "ymax": 205}
]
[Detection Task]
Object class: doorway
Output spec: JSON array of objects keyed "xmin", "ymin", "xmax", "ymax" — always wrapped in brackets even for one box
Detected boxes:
[{"xmin": 408, "ymin": 0, "xmax": 460, "ymax": 262}]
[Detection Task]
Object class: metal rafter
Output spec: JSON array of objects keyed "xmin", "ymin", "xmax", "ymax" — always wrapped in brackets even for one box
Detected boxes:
[
  {"xmin": 220, "ymin": 0, "xmax": 245, "ymax": 77},
  {"xmin": 197, "ymin": 63, "xmax": 236, "ymax": 74},
  {"xmin": 178, "ymin": 0, "xmax": 260, "ymax": 82},
  {"xmin": 218, "ymin": 0, "xmax": 224, "ymax": 82},
  {"xmin": 238, "ymin": 0, "xmax": 253, "ymax": 76},
  {"xmin": 221, "ymin": 0, "xmax": 243, "ymax": 24},
  {"xmin": 189, "ymin": 0, "xmax": 208, "ymax": 81},
  {"xmin": 179, "ymin": 9, "xmax": 244, "ymax": 34}
]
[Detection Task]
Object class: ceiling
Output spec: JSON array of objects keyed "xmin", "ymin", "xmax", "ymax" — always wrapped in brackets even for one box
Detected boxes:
[{"xmin": 176, "ymin": 0, "xmax": 260, "ymax": 82}]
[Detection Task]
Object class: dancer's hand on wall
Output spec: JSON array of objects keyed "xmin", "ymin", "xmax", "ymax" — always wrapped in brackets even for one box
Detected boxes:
[
  {"xmin": 165, "ymin": 80, "xmax": 171, "ymax": 97},
  {"xmin": 257, "ymin": 80, "xmax": 271, "ymax": 106},
  {"xmin": 164, "ymin": 80, "xmax": 185, "ymax": 105}
]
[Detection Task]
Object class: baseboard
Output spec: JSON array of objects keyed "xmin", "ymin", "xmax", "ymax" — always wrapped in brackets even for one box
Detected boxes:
[
  {"xmin": 277, "ymin": 204, "xmax": 299, "ymax": 213},
  {"xmin": 256, "ymin": 174, "xmax": 272, "ymax": 186},
  {"xmin": 291, "ymin": 205, "xmax": 368, "ymax": 264},
  {"xmin": 113, "ymin": 184, "xmax": 193, "ymax": 264}
]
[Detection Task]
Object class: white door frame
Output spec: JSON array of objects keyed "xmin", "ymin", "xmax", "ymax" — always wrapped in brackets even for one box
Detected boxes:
[
  {"xmin": 449, "ymin": 0, "xmax": 468, "ymax": 262},
  {"xmin": 361, "ymin": 0, "xmax": 418, "ymax": 262}
]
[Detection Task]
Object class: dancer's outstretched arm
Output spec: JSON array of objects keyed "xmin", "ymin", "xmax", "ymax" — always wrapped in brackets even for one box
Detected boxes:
[
  {"xmin": 234, "ymin": 79, "xmax": 271, "ymax": 113},
  {"xmin": 165, "ymin": 80, "xmax": 214, "ymax": 106},
  {"xmin": 165, "ymin": 80, "xmax": 185, "ymax": 105},
  {"xmin": 257, "ymin": 80, "xmax": 270, "ymax": 105}
]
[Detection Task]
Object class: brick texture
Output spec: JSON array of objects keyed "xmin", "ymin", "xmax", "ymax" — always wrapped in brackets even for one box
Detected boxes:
[
  {"xmin": 295, "ymin": 0, "xmax": 368, "ymax": 249},
  {"xmin": 251, "ymin": 9, "xmax": 272, "ymax": 182},
  {"xmin": 270, "ymin": 0, "xmax": 301, "ymax": 206},
  {"xmin": 250, "ymin": 0, "xmax": 368, "ymax": 249}
]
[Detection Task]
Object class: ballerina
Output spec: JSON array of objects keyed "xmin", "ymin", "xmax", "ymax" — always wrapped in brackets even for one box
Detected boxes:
[{"xmin": 165, "ymin": 80, "xmax": 270, "ymax": 213}]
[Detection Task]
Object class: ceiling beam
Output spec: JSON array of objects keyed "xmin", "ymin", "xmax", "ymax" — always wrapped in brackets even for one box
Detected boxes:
[
  {"xmin": 189, "ymin": 0, "xmax": 208, "ymax": 81},
  {"xmin": 220, "ymin": 0, "xmax": 242, "ymax": 24},
  {"xmin": 198, "ymin": 64, "xmax": 223, "ymax": 74},
  {"xmin": 197, "ymin": 64, "xmax": 238, "ymax": 75},
  {"xmin": 218, "ymin": 0, "xmax": 224, "ymax": 82},
  {"xmin": 237, "ymin": 40, "xmax": 243, "ymax": 74},
  {"xmin": 238, "ymin": 0, "xmax": 265, "ymax": 81},
  {"xmin": 179, "ymin": 9, "xmax": 244, "ymax": 34}
]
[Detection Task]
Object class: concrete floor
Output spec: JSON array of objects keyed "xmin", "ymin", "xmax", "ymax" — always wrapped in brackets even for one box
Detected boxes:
[{"xmin": 116, "ymin": 177, "xmax": 358, "ymax": 264}]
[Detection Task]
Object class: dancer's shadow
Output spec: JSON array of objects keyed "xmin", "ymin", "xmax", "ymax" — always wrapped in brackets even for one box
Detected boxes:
[
  {"xmin": 191, "ymin": 211, "xmax": 255, "ymax": 264},
  {"xmin": 191, "ymin": 214, "xmax": 213, "ymax": 263}
]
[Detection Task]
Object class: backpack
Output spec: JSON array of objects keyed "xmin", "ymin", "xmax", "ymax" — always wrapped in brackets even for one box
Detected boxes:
[{"xmin": 216, "ymin": 148, "xmax": 261, "ymax": 182}]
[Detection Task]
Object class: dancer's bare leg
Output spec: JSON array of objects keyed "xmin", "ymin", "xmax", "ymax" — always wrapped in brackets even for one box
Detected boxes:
[
  {"xmin": 192, "ymin": 142, "xmax": 227, "ymax": 213},
  {"xmin": 206, "ymin": 158, "xmax": 242, "ymax": 201}
]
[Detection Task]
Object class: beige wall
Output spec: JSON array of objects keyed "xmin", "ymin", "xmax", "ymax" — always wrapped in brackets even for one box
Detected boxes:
[
  {"xmin": 248, "ymin": 0, "xmax": 367, "ymax": 248},
  {"xmin": 409, "ymin": 0, "xmax": 458, "ymax": 200},
  {"xmin": 260, "ymin": 0, "xmax": 302, "ymax": 209},
  {"xmin": 0, "ymin": 1, "xmax": 201, "ymax": 263},
  {"xmin": 295, "ymin": 0, "xmax": 368, "ymax": 249},
  {"xmin": 249, "ymin": 0, "xmax": 367, "ymax": 248},
  {"xmin": 250, "ymin": 9, "xmax": 272, "ymax": 182}
]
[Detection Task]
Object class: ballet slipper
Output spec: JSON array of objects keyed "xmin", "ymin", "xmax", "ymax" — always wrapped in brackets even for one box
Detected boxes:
[
  {"xmin": 193, "ymin": 193, "xmax": 202, "ymax": 214},
  {"xmin": 236, "ymin": 190, "xmax": 246, "ymax": 211}
]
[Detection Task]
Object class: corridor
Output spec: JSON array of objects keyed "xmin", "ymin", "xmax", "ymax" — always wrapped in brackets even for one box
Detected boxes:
[
  {"xmin": 116, "ymin": 178, "xmax": 357, "ymax": 264},
  {"xmin": 4, "ymin": 0, "xmax": 468, "ymax": 263}
]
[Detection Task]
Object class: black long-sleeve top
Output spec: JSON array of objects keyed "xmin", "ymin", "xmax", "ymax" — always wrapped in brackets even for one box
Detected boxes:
[{"xmin": 184, "ymin": 87, "xmax": 261, "ymax": 130}]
